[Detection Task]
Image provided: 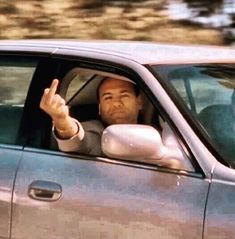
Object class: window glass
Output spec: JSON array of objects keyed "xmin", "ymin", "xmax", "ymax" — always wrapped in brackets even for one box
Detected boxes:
[
  {"xmin": 152, "ymin": 64, "xmax": 235, "ymax": 165},
  {"xmin": 59, "ymin": 68, "xmax": 103, "ymax": 121},
  {"xmin": 0, "ymin": 56, "xmax": 38, "ymax": 145},
  {"xmin": 64, "ymin": 69, "xmax": 95, "ymax": 102}
]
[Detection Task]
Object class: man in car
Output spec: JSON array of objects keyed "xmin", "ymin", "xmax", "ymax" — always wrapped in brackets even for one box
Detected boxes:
[{"xmin": 40, "ymin": 77, "xmax": 143, "ymax": 155}]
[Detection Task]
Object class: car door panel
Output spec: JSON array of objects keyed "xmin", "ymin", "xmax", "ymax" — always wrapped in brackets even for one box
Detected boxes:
[
  {"xmin": 204, "ymin": 181, "xmax": 235, "ymax": 238},
  {"xmin": 204, "ymin": 163, "xmax": 235, "ymax": 239},
  {"xmin": 0, "ymin": 147, "xmax": 22, "ymax": 239},
  {"xmin": 0, "ymin": 54, "xmax": 46, "ymax": 239},
  {"xmin": 12, "ymin": 149, "xmax": 208, "ymax": 239}
]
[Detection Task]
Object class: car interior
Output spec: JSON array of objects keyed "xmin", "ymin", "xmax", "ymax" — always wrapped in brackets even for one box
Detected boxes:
[
  {"xmin": 49, "ymin": 67, "xmax": 196, "ymax": 172},
  {"xmin": 0, "ymin": 104, "xmax": 23, "ymax": 144},
  {"xmin": 48, "ymin": 67, "xmax": 162, "ymax": 151},
  {"xmin": 198, "ymin": 89, "xmax": 235, "ymax": 163},
  {"xmin": 0, "ymin": 64, "xmax": 195, "ymax": 171},
  {"xmin": 59, "ymin": 67, "xmax": 161, "ymax": 128}
]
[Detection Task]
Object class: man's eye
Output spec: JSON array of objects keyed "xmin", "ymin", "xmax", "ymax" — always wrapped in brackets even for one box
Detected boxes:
[
  {"xmin": 103, "ymin": 96, "xmax": 112, "ymax": 101},
  {"xmin": 121, "ymin": 94, "xmax": 130, "ymax": 98}
]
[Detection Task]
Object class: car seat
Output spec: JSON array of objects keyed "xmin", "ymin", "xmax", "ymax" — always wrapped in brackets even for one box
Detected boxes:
[
  {"xmin": 0, "ymin": 105, "xmax": 23, "ymax": 144},
  {"xmin": 198, "ymin": 104, "xmax": 235, "ymax": 161}
]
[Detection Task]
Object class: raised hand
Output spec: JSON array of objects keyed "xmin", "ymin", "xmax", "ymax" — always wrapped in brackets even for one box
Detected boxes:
[
  {"xmin": 40, "ymin": 79, "xmax": 69, "ymax": 121},
  {"xmin": 40, "ymin": 79, "xmax": 78, "ymax": 138}
]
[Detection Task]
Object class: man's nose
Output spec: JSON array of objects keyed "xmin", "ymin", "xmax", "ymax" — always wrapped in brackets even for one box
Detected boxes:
[{"xmin": 112, "ymin": 97, "xmax": 123, "ymax": 107}]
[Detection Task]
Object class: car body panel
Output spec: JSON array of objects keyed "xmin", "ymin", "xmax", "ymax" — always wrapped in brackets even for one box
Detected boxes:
[
  {"xmin": 0, "ymin": 146, "xmax": 22, "ymax": 239},
  {"xmin": 204, "ymin": 161, "xmax": 235, "ymax": 239},
  {"xmin": 0, "ymin": 45, "xmax": 56, "ymax": 57},
  {"xmin": 0, "ymin": 40, "xmax": 235, "ymax": 64},
  {"xmin": 0, "ymin": 40, "xmax": 233, "ymax": 238},
  {"xmin": 11, "ymin": 148, "xmax": 208, "ymax": 239}
]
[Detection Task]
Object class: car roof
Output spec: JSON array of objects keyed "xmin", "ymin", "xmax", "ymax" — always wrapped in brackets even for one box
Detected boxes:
[{"xmin": 0, "ymin": 39, "xmax": 234, "ymax": 64}]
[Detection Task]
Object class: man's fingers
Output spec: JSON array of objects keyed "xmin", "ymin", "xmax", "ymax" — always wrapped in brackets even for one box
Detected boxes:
[
  {"xmin": 40, "ymin": 79, "xmax": 69, "ymax": 121},
  {"xmin": 47, "ymin": 79, "xmax": 59, "ymax": 100},
  {"xmin": 40, "ymin": 80, "xmax": 59, "ymax": 109}
]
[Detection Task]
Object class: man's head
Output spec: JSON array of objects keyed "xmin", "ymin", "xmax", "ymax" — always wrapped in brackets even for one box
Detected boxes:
[{"xmin": 97, "ymin": 77, "xmax": 143, "ymax": 125}]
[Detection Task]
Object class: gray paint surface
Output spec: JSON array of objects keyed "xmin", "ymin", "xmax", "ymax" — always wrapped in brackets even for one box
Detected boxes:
[
  {"xmin": 0, "ymin": 147, "xmax": 22, "ymax": 239},
  {"xmin": 12, "ymin": 150, "xmax": 208, "ymax": 239},
  {"xmin": 0, "ymin": 40, "xmax": 233, "ymax": 238}
]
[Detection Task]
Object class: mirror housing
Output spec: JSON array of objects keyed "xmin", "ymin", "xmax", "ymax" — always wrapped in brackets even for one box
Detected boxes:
[{"xmin": 101, "ymin": 124, "xmax": 193, "ymax": 170}]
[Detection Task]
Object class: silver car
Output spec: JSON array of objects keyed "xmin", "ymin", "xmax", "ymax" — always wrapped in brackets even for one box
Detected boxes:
[{"xmin": 0, "ymin": 40, "xmax": 235, "ymax": 239}]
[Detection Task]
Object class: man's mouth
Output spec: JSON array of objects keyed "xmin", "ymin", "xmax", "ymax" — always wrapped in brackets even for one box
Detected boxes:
[{"xmin": 110, "ymin": 110, "xmax": 125, "ymax": 116}]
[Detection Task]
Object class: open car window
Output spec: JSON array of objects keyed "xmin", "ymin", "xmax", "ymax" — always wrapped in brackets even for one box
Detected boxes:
[
  {"xmin": 66, "ymin": 72, "xmax": 95, "ymax": 103},
  {"xmin": 48, "ymin": 66, "xmax": 195, "ymax": 172},
  {"xmin": 152, "ymin": 64, "xmax": 235, "ymax": 166},
  {"xmin": 59, "ymin": 67, "xmax": 161, "ymax": 127}
]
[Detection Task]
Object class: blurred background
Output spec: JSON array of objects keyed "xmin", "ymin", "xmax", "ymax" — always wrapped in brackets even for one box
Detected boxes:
[{"xmin": 0, "ymin": 0, "xmax": 234, "ymax": 45}]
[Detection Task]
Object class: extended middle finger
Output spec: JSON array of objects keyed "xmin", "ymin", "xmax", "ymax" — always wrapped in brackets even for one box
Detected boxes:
[{"xmin": 47, "ymin": 79, "xmax": 59, "ymax": 103}]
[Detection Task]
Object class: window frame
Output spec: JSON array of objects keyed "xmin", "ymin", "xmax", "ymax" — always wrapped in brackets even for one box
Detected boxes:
[{"xmin": 24, "ymin": 56, "xmax": 200, "ymax": 175}]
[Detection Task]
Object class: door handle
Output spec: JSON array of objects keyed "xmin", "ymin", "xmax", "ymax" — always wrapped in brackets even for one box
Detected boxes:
[{"xmin": 28, "ymin": 180, "xmax": 62, "ymax": 202}]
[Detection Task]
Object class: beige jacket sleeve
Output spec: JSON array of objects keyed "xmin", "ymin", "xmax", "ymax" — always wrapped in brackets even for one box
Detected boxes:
[{"xmin": 53, "ymin": 120, "xmax": 104, "ymax": 155}]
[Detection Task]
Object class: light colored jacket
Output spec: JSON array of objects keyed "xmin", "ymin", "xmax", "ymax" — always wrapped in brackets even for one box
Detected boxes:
[{"xmin": 54, "ymin": 120, "xmax": 104, "ymax": 155}]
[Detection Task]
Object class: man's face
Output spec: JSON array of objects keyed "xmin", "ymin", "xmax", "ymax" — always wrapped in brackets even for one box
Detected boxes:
[{"xmin": 98, "ymin": 78, "xmax": 142, "ymax": 125}]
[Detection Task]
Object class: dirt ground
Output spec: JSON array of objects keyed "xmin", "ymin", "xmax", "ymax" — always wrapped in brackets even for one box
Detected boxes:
[{"xmin": 0, "ymin": 0, "xmax": 225, "ymax": 45}]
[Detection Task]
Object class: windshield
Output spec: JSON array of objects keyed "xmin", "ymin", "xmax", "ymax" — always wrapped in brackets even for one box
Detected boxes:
[{"xmin": 151, "ymin": 64, "xmax": 235, "ymax": 166}]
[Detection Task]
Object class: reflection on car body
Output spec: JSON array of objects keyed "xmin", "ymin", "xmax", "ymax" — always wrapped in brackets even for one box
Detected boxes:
[{"xmin": 0, "ymin": 40, "xmax": 234, "ymax": 239}]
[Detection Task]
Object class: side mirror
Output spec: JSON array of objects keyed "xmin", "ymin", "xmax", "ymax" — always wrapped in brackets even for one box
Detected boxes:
[{"xmin": 101, "ymin": 124, "xmax": 193, "ymax": 170}]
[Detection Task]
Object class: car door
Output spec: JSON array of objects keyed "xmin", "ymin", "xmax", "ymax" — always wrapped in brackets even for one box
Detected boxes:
[
  {"xmin": 0, "ymin": 55, "xmax": 44, "ymax": 239},
  {"xmin": 11, "ymin": 56, "xmax": 210, "ymax": 239},
  {"xmin": 152, "ymin": 63, "xmax": 235, "ymax": 239}
]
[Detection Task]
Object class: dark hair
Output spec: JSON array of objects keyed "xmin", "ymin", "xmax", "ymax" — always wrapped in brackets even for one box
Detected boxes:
[{"xmin": 96, "ymin": 77, "xmax": 140, "ymax": 102}]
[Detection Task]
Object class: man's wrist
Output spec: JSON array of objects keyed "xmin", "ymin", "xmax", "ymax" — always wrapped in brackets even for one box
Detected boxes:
[
  {"xmin": 53, "ymin": 119, "xmax": 85, "ymax": 141},
  {"xmin": 53, "ymin": 118, "xmax": 79, "ymax": 139}
]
